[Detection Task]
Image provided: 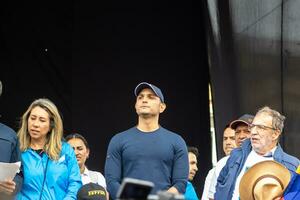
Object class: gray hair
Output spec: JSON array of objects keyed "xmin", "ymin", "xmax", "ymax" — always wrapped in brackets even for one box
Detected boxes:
[{"xmin": 256, "ymin": 106, "xmax": 285, "ymax": 132}]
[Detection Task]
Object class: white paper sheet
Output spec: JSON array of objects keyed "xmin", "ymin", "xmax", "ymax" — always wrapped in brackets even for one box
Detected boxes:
[{"xmin": 0, "ymin": 161, "xmax": 21, "ymax": 181}]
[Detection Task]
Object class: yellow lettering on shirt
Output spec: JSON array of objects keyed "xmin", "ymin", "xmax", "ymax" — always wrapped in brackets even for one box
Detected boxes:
[{"xmin": 88, "ymin": 190, "xmax": 106, "ymax": 196}]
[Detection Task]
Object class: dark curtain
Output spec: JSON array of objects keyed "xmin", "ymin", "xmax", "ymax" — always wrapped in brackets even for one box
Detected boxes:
[
  {"xmin": 1, "ymin": 1, "xmax": 210, "ymax": 197},
  {"xmin": 206, "ymin": 0, "xmax": 300, "ymax": 160},
  {"xmin": 0, "ymin": 1, "xmax": 72, "ymax": 129}
]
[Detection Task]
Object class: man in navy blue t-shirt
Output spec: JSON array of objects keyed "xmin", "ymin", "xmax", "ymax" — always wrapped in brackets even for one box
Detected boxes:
[{"xmin": 105, "ymin": 82, "xmax": 189, "ymax": 199}]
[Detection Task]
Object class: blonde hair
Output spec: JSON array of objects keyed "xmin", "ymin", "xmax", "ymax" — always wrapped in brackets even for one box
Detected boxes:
[{"xmin": 18, "ymin": 98, "xmax": 63, "ymax": 160}]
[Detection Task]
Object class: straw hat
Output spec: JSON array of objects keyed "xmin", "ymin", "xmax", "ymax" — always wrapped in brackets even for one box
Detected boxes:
[{"xmin": 239, "ymin": 160, "xmax": 291, "ymax": 200}]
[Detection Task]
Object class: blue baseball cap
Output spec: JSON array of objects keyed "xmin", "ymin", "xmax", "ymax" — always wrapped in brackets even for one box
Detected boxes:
[{"xmin": 134, "ymin": 82, "xmax": 165, "ymax": 103}]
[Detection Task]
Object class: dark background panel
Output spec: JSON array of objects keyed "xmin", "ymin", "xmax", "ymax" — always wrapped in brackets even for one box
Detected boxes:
[
  {"xmin": 0, "ymin": 1, "xmax": 72, "ymax": 130},
  {"xmin": 207, "ymin": 0, "xmax": 300, "ymax": 160},
  {"xmin": 282, "ymin": 0, "xmax": 300, "ymax": 159},
  {"xmin": 1, "ymin": 1, "xmax": 211, "ymax": 197}
]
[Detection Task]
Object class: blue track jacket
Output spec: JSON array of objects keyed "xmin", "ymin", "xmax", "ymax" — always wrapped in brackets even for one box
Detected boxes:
[{"xmin": 17, "ymin": 142, "xmax": 82, "ymax": 199}]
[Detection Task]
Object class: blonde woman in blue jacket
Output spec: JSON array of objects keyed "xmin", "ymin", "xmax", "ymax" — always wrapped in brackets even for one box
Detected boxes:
[{"xmin": 16, "ymin": 98, "xmax": 82, "ymax": 200}]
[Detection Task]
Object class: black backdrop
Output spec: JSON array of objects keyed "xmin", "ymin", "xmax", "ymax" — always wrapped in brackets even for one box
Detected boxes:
[
  {"xmin": 0, "ymin": 1, "xmax": 210, "ymax": 197},
  {"xmin": 205, "ymin": 0, "xmax": 300, "ymax": 160}
]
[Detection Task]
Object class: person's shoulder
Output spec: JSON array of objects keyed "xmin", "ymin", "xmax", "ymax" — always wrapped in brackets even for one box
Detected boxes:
[
  {"xmin": 89, "ymin": 169, "xmax": 105, "ymax": 177},
  {"xmin": 229, "ymin": 147, "xmax": 242, "ymax": 155},
  {"xmin": 61, "ymin": 141, "xmax": 75, "ymax": 153},
  {"xmin": 283, "ymin": 153, "xmax": 300, "ymax": 164},
  {"xmin": 159, "ymin": 127, "xmax": 183, "ymax": 138},
  {"xmin": 88, "ymin": 168, "xmax": 101, "ymax": 174},
  {"xmin": 0, "ymin": 123, "xmax": 17, "ymax": 144},
  {"xmin": 107, "ymin": 127, "xmax": 137, "ymax": 147},
  {"xmin": 62, "ymin": 141, "xmax": 70, "ymax": 147},
  {"xmin": 231, "ymin": 139, "xmax": 251, "ymax": 155},
  {"xmin": 105, "ymin": 128, "xmax": 134, "ymax": 151},
  {"xmin": 215, "ymin": 156, "xmax": 229, "ymax": 174},
  {"xmin": 186, "ymin": 181, "xmax": 193, "ymax": 187},
  {"xmin": 217, "ymin": 155, "xmax": 230, "ymax": 165},
  {"xmin": 0, "ymin": 122, "xmax": 17, "ymax": 139},
  {"xmin": 279, "ymin": 150, "xmax": 300, "ymax": 170},
  {"xmin": 241, "ymin": 138, "xmax": 252, "ymax": 149},
  {"xmin": 225, "ymin": 148, "xmax": 243, "ymax": 165},
  {"xmin": 88, "ymin": 169, "xmax": 107, "ymax": 187},
  {"xmin": 205, "ymin": 167, "xmax": 215, "ymax": 180},
  {"xmin": 230, "ymin": 148, "xmax": 243, "ymax": 158},
  {"xmin": 111, "ymin": 127, "xmax": 137, "ymax": 139},
  {"xmin": 158, "ymin": 128, "xmax": 187, "ymax": 148}
]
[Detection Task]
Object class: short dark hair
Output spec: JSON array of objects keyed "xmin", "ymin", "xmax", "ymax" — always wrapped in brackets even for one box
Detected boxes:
[
  {"xmin": 224, "ymin": 123, "xmax": 231, "ymax": 131},
  {"xmin": 188, "ymin": 146, "xmax": 199, "ymax": 157},
  {"xmin": 65, "ymin": 133, "xmax": 89, "ymax": 149}
]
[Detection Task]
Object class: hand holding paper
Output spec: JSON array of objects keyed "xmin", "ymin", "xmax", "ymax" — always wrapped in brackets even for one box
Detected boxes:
[
  {"xmin": 0, "ymin": 179, "xmax": 16, "ymax": 194},
  {"xmin": 0, "ymin": 161, "xmax": 21, "ymax": 181},
  {"xmin": 0, "ymin": 161, "xmax": 20, "ymax": 195}
]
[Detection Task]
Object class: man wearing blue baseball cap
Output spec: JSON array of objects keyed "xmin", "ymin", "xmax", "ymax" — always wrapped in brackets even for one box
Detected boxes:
[{"xmin": 105, "ymin": 82, "xmax": 189, "ymax": 199}]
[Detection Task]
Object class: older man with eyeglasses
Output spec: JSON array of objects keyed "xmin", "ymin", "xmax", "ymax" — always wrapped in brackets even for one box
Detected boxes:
[{"xmin": 212, "ymin": 106, "xmax": 300, "ymax": 200}]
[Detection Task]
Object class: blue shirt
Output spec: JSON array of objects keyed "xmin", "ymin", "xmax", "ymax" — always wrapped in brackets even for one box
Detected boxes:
[
  {"xmin": 17, "ymin": 142, "xmax": 82, "ymax": 200},
  {"xmin": 0, "ymin": 123, "xmax": 20, "ymax": 163},
  {"xmin": 105, "ymin": 127, "xmax": 189, "ymax": 199},
  {"xmin": 184, "ymin": 181, "xmax": 198, "ymax": 200}
]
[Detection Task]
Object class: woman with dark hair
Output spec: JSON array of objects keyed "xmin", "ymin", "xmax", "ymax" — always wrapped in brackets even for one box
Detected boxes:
[
  {"xmin": 65, "ymin": 133, "xmax": 106, "ymax": 188},
  {"xmin": 17, "ymin": 98, "xmax": 82, "ymax": 199}
]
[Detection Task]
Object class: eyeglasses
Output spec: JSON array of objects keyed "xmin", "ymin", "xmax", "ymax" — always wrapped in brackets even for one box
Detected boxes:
[{"xmin": 248, "ymin": 124, "xmax": 277, "ymax": 132}]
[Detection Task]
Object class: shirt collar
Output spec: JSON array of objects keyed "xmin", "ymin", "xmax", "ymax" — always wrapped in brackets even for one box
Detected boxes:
[
  {"xmin": 262, "ymin": 146, "xmax": 277, "ymax": 157},
  {"xmin": 82, "ymin": 166, "xmax": 89, "ymax": 176}
]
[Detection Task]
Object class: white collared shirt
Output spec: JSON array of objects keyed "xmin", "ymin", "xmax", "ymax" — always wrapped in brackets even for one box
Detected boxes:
[
  {"xmin": 207, "ymin": 155, "xmax": 230, "ymax": 199},
  {"xmin": 202, "ymin": 167, "xmax": 215, "ymax": 200},
  {"xmin": 81, "ymin": 166, "xmax": 107, "ymax": 188},
  {"xmin": 231, "ymin": 147, "xmax": 277, "ymax": 200}
]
